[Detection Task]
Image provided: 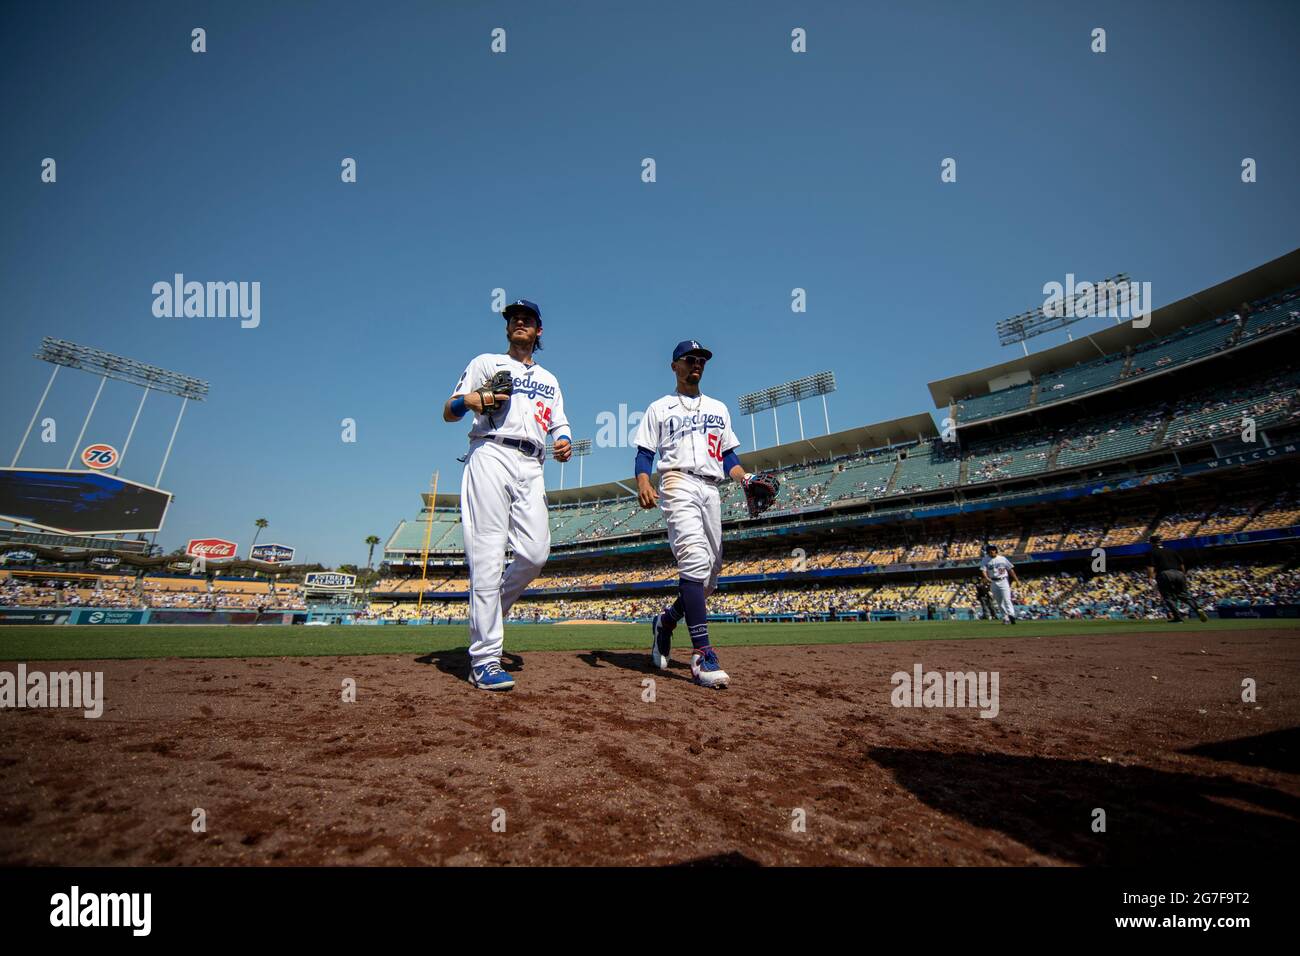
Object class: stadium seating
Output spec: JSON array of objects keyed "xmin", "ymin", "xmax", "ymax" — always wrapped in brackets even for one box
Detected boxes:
[
  {"xmin": 1100, "ymin": 510, "xmax": 1156, "ymax": 546},
  {"xmin": 358, "ymin": 558, "xmax": 1300, "ymax": 623},
  {"xmin": 821, "ymin": 456, "xmax": 899, "ymax": 503},
  {"xmin": 376, "ymin": 355, "xmax": 1297, "ymax": 566},
  {"xmin": 953, "ymin": 287, "xmax": 1299, "ymax": 424},
  {"xmin": 1035, "ymin": 353, "xmax": 1128, "ymax": 405},
  {"xmin": 1244, "ymin": 490, "xmax": 1300, "ymax": 531},
  {"xmin": 1054, "ymin": 412, "xmax": 1163, "ymax": 469},
  {"xmin": 963, "ymin": 435, "xmax": 1053, "ymax": 483},
  {"xmin": 1164, "ymin": 368, "xmax": 1300, "ymax": 448},
  {"xmin": 891, "ymin": 441, "xmax": 961, "ymax": 494},
  {"xmin": 1125, "ymin": 321, "xmax": 1234, "ymax": 378}
]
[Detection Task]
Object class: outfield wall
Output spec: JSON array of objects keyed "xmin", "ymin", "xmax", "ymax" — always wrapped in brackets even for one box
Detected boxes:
[{"xmin": 0, "ymin": 607, "xmax": 298, "ymax": 625}]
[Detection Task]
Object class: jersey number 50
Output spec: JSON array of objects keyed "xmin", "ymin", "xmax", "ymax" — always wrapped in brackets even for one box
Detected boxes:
[{"xmin": 706, "ymin": 434, "xmax": 723, "ymax": 462}]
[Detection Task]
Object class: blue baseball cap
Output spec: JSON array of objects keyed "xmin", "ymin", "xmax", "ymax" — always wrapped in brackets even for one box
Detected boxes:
[
  {"xmin": 503, "ymin": 299, "xmax": 542, "ymax": 323},
  {"xmin": 672, "ymin": 339, "xmax": 712, "ymax": 361}
]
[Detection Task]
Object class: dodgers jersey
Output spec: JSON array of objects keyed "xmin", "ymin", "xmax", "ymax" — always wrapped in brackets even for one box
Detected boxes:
[
  {"xmin": 452, "ymin": 353, "xmax": 571, "ymax": 446},
  {"xmin": 981, "ymin": 555, "xmax": 1014, "ymax": 582},
  {"xmin": 634, "ymin": 393, "xmax": 740, "ymax": 480}
]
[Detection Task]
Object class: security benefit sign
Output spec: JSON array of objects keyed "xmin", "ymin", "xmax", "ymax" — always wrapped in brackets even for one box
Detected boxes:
[
  {"xmin": 77, "ymin": 609, "xmax": 147, "ymax": 625},
  {"xmin": 250, "ymin": 543, "xmax": 295, "ymax": 564},
  {"xmin": 0, "ymin": 468, "xmax": 171, "ymax": 535}
]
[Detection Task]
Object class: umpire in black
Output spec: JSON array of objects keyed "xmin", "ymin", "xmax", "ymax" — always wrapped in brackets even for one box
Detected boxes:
[
  {"xmin": 1147, "ymin": 534, "xmax": 1209, "ymax": 623},
  {"xmin": 974, "ymin": 572, "xmax": 996, "ymax": 621}
]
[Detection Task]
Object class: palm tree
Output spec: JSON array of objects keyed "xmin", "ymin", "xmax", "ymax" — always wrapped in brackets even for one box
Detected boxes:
[
  {"xmin": 365, "ymin": 535, "xmax": 381, "ymax": 570},
  {"xmin": 249, "ymin": 518, "xmax": 269, "ymax": 558}
]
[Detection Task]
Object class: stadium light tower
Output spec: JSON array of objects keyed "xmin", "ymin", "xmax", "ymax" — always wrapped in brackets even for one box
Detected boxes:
[
  {"xmin": 737, "ymin": 371, "xmax": 836, "ymax": 449},
  {"xmin": 554, "ymin": 438, "xmax": 592, "ymax": 488},
  {"xmin": 997, "ymin": 273, "xmax": 1133, "ymax": 356},
  {"xmin": 14, "ymin": 338, "xmax": 209, "ymax": 486}
]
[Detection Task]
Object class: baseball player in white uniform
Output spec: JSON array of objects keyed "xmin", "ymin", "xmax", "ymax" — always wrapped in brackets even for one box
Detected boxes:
[
  {"xmin": 980, "ymin": 544, "xmax": 1018, "ymax": 624},
  {"xmin": 443, "ymin": 299, "xmax": 571, "ymax": 690},
  {"xmin": 634, "ymin": 340, "xmax": 752, "ymax": 689}
]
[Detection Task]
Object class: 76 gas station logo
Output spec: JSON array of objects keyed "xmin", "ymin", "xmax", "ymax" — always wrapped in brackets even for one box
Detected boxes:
[{"xmin": 80, "ymin": 443, "xmax": 119, "ymax": 470}]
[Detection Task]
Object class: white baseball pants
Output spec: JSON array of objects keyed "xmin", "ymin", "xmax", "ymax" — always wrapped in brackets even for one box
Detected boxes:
[
  {"xmin": 460, "ymin": 439, "xmax": 550, "ymax": 666},
  {"xmin": 991, "ymin": 580, "xmax": 1015, "ymax": 620},
  {"xmin": 659, "ymin": 471, "xmax": 723, "ymax": 592}
]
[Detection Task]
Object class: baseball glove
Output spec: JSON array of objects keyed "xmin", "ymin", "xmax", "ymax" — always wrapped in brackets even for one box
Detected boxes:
[
  {"xmin": 477, "ymin": 369, "xmax": 514, "ymax": 409},
  {"xmin": 743, "ymin": 472, "xmax": 780, "ymax": 518}
]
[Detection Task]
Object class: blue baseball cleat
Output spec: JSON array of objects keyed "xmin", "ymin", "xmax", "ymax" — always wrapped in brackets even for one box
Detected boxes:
[
  {"xmin": 650, "ymin": 613, "xmax": 672, "ymax": 670},
  {"xmin": 469, "ymin": 660, "xmax": 516, "ymax": 691},
  {"xmin": 690, "ymin": 645, "xmax": 729, "ymax": 689}
]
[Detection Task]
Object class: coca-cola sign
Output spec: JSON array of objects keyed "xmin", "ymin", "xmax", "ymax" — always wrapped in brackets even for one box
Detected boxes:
[{"xmin": 185, "ymin": 538, "xmax": 238, "ymax": 560}]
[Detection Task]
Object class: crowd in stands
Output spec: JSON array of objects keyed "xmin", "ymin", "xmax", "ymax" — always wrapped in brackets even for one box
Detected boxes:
[
  {"xmin": 1165, "ymin": 368, "xmax": 1300, "ymax": 447},
  {"xmin": 367, "ymin": 488, "xmax": 1300, "ymax": 600},
  {"xmin": 364, "ymin": 559, "xmax": 1298, "ymax": 623},
  {"xmin": 953, "ymin": 365, "xmax": 1297, "ymax": 485},
  {"xmin": 0, "ymin": 573, "xmax": 306, "ymax": 611}
]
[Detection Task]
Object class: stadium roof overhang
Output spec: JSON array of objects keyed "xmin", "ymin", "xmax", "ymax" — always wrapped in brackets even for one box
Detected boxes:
[
  {"xmin": 925, "ymin": 246, "xmax": 1300, "ymax": 408},
  {"xmin": 419, "ymin": 413, "xmax": 940, "ymax": 508}
]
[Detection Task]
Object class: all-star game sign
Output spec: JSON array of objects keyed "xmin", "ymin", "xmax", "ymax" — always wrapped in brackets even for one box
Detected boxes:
[
  {"xmin": 80, "ymin": 444, "xmax": 119, "ymax": 470},
  {"xmin": 250, "ymin": 543, "xmax": 295, "ymax": 564}
]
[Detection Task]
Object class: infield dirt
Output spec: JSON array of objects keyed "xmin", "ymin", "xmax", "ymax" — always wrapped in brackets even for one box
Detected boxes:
[{"xmin": 2, "ymin": 628, "xmax": 1297, "ymax": 866}]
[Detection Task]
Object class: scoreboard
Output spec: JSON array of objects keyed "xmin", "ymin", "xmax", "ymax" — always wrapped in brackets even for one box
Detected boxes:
[{"xmin": 0, "ymin": 468, "xmax": 172, "ymax": 535}]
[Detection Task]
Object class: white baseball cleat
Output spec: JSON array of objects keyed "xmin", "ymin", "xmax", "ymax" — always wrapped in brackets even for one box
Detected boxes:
[{"xmin": 691, "ymin": 645, "xmax": 729, "ymax": 689}]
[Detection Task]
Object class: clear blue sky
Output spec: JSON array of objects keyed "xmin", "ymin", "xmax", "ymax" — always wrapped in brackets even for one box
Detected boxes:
[{"xmin": 2, "ymin": 0, "xmax": 1297, "ymax": 566}]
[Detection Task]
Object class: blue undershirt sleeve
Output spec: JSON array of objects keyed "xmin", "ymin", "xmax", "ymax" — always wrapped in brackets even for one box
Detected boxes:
[{"xmin": 635, "ymin": 446, "xmax": 655, "ymax": 477}]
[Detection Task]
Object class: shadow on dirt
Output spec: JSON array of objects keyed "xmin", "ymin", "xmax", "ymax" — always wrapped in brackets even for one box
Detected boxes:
[
  {"xmin": 415, "ymin": 648, "xmax": 525, "ymax": 679},
  {"xmin": 576, "ymin": 648, "xmax": 693, "ymax": 680},
  {"xmin": 869, "ymin": 746, "xmax": 1300, "ymax": 864},
  {"xmin": 1182, "ymin": 726, "xmax": 1300, "ymax": 774}
]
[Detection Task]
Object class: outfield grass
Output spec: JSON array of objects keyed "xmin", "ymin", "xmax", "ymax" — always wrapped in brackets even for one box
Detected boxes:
[{"xmin": 0, "ymin": 618, "xmax": 1293, "ymax": 661}]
